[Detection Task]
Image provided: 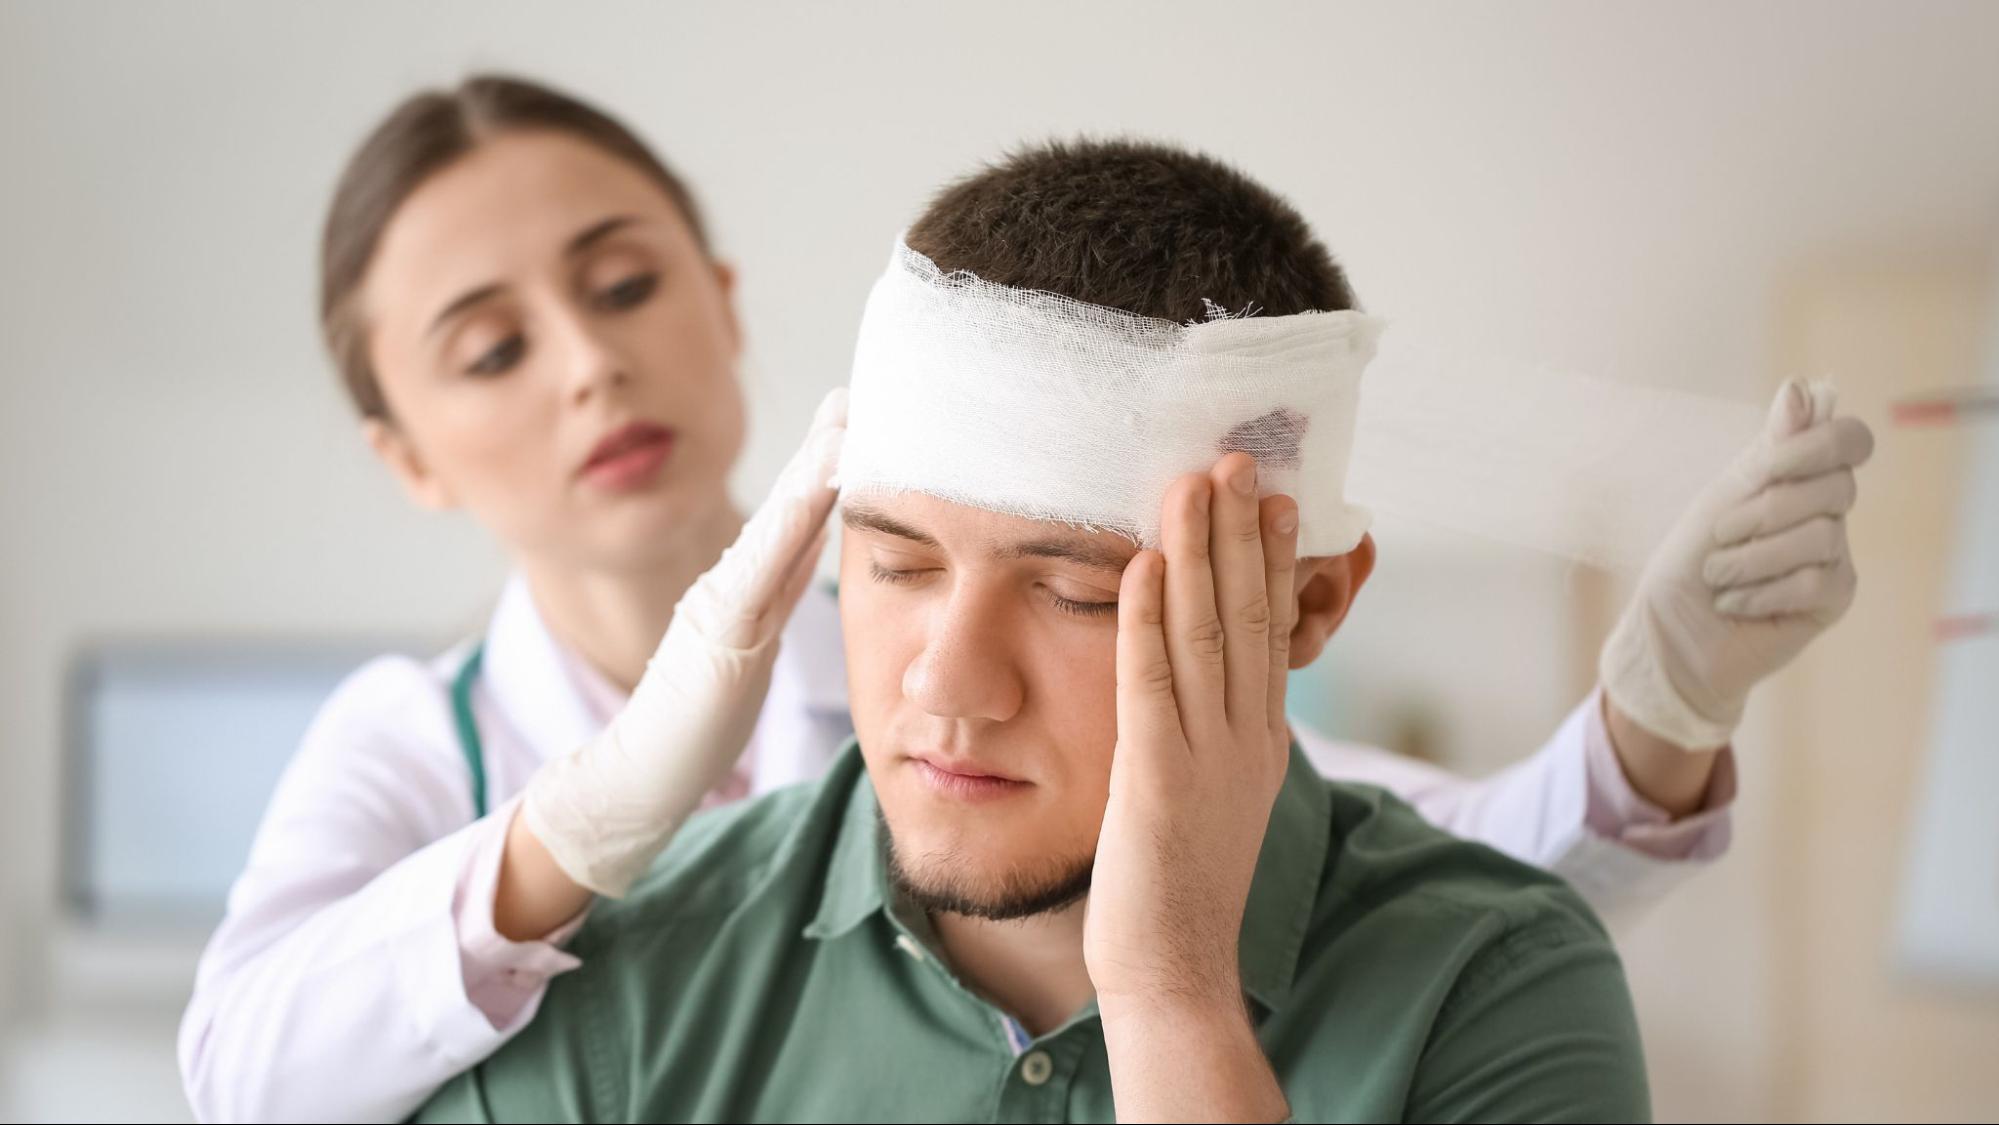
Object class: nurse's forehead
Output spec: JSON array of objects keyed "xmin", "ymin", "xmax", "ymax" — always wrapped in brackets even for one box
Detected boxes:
[{"xmin": 840, "ymin": 494, "xmax": 1135, "ymax": 574}]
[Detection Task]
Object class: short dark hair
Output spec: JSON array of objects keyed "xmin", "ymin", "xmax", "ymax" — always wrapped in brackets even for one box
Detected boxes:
[{"xmin": 904, "ymin": 137, "xmax": 1357, "ymax": 322}]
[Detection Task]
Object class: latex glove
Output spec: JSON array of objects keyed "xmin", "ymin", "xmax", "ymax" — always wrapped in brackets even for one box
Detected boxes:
[
  {"xmin": 1600, "ymin": 379, "xmax": 1874, "ymax": 750},
  {"xmin": 523, "ymin": 389, "xmax": 847, "ymax": 896}
]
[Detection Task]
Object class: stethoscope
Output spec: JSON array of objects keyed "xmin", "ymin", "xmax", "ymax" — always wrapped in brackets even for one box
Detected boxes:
[{"xmin": 450, "ymin": 643, "xmax": 491, "ymax": 820}]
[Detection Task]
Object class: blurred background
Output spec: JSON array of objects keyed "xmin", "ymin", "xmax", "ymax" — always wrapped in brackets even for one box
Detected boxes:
[{"xmin": 3, "ymin": 1, "xmax": 1996, "ymax": 1120}]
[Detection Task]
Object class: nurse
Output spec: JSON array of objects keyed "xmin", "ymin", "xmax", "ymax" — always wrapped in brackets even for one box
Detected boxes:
[{"xmin": 181, "ymin": 74, "xmax": 1772, "ymax": 1123}]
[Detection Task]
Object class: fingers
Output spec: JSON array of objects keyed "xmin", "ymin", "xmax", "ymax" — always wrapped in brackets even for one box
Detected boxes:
[
  {"xmin": 1115, "ymin": 550, "xmax": 1182, "ymax": 761},
  {"xmin": 1713, "ymin": 469, "xmax": 1857, "ymax": 546},
  {"xmin": 1160, "ymin": 473, "xmax": 1226, "ymax": 729},
  {"xmin": 1764, "ymin": 416, "xmax": 1875, "ymax": 483},
  {"xmin": 1714, "ymin": 555, "xmax": 1857, "ymax": 619},
  {"xmin": 1703, "ymin": 515, "xmax": 1846, "ymax": 588},
  {"xmin": 1207, "ymin": 453, "xmax": 1270, "ymax": 727},
  {"xmin": 1259, "ymin": 495, "xmax": 1301, "ymax": 747},
  {"xmin": 769, "ymin": 524, "xmax": 828, "ymax": 627},
  {"xmin": 725, "ymin": 391, "xmax": 848, "ymax": 615}
]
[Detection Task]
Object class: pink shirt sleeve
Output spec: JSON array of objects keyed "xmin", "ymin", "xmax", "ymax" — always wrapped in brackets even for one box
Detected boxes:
[
  {"xmin": 1580, "ymin": 688, "xmax": 1736, "ymax": 862},
  {"xmin": 451, "ymin": 796, "xmax": 589, "ymax": 1030}
]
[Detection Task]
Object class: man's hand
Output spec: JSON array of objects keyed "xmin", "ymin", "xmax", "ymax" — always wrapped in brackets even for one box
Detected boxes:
[
  {"xmin": 1602, "ymin": 379, "xmax": 1875, "ymax": 754},
  {"xmin": 1088, "ymin": 451, "xmax": 1296, "ymax": 1123}
]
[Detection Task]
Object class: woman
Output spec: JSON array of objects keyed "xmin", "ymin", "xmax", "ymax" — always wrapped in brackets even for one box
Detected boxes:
[{"xmin": 180, "ymin": 74, "xmax": 1732, "ymax": 1124}]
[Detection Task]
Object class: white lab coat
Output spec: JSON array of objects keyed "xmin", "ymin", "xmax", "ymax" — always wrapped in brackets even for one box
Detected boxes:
[{"xmin": 180, "ymin": 574, "xmax": 1727, "ymax": 1123}]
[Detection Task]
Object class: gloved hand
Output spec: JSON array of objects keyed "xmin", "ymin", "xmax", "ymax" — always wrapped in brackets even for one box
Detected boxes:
[
  {"xmin": 523, "ymin": 388, "xmax": 847, "ymax": 897},
  {"xmin": 1600, "ymin": 379, "xmax": 1875, "ymax": 750}
]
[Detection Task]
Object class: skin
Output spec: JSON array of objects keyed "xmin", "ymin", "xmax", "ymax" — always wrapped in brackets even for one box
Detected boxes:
[
  {"xmin": 841, "ymin": 452, "xmax": 1367, "ymax": 1119},
  {"xmin": 842, "ymin": 447, "xmax": 1723, "ymax": 1119},
  {"xmin": 355, "ymin": 129, "xmax": 748, "ymax": 939}
]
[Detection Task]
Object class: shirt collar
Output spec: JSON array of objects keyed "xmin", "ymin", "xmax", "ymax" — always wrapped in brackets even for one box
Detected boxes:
[
  {"xmin": 801, "ymin": 738, "xmax": 1332, "ymax": 1014},
  {"xmin": 800, "ymin": 749, "xmax": 887, "ymax": 940},
  {"xmin": 482, "ymin": 574, "xmax": 605, "ymax": 763}
]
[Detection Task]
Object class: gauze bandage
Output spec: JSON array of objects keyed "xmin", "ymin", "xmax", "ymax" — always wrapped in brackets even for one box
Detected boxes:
[
  {"xmin": 842, "ymin": 240, "xmax": 1379, "ymax": 557},
  {"xmin": 843, "ymin": 239, "xmax": 1766, "ymax": 572}
]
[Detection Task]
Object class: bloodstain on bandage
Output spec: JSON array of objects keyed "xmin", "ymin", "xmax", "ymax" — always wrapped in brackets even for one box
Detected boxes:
[{"xmin": 1218, "ymin": 407, "xmax": 1310, "ymax": 469}]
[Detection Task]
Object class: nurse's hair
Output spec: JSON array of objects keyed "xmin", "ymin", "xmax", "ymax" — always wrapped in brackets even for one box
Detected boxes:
[{"xmin": 319, "ymin": 73, "xmax": 710, "ymax": 420}]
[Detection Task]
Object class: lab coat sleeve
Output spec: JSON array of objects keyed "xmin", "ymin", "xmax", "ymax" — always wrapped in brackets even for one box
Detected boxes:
[
  {"xmin": 176, "ymin": 658, "xmax": 581, "ymax": 1125},
  {"xmin": 1294, "ymin": 688, "xmax": 1733, "ymax": 928}
]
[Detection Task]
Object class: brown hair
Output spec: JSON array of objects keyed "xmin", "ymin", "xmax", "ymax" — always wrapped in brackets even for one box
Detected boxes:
[
  {"xmin": 319, "ymin": 74, "xmax": 709, "ymax": 419},
  {"xmin": 905, "ymin": 137, "xmax": 1357, "ymax": 322}
]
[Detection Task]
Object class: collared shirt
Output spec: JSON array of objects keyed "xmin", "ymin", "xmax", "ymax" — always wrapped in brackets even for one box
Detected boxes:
[
  {"xmin": 183, "ymin": 570, "xmax": 1696, "ymax": 1124},
  {"xmin": 412, "ymin": 741, "xmax": 1651, "ymax": 1123}
]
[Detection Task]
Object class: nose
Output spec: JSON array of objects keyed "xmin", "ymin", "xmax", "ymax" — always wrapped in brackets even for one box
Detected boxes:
[
  {"xmin": 901, "ymin": 582, "xmax": 1025, "ymax": 724},
  {"xmin": 550, "ymin": 305, "xmax": 632, "ymax": 405}
]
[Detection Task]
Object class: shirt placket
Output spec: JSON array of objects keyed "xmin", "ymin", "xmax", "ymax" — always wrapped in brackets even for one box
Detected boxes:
[{"xmin": 885, "ymin": 919, "xmax": 1092, "ymax": 1123}]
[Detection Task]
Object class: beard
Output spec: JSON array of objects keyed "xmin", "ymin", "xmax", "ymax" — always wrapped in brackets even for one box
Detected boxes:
[{"xmin": 880, "ymin": 810, "xmax": 1095, "ymax": 921}]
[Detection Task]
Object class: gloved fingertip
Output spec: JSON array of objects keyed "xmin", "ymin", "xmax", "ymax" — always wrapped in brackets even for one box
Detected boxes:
[
  {"xmin": 1766, "ymin": 379, "xmax": 1812, "ymax": 440},
  {"xmin": 1713, "ymin": 589, "xmax": 1749, "ymax": 617},
  {"xmin": 813, "ymin": 386, "xmax": 851, "ymax": 430}
]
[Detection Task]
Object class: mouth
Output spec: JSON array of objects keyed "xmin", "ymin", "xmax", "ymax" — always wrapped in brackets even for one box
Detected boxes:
[
  {"xmin": 579, "ymin": 421, "xmax": 676, "ymax": 492},
  {"xmin": 908, "ymin": 754, "xmax": 1031, "ymax": 803}
]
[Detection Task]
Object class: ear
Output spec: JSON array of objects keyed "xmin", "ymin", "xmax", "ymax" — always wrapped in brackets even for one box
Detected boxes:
[
  {"xmin": 710, "ymin": 258, "xmax": 743, "ymax": 355},
  {"xmin": 1288, "ymin": 532, "xmax": 1375, "ymax": 669},
  {"xmin": 363, "ymin": 417, "xmax": 458, "ymax": 511}
]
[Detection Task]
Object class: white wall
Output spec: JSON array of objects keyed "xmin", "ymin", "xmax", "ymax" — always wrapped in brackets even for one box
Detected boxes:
[{"xmin": 4, "ymin": 2, "xmax": 1997, "ymax": 1119}]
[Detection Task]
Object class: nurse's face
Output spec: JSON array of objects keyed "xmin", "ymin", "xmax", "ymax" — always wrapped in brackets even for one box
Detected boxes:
[
  {"xmin": 838, "ymin": 492, "xmax": 1131, "ymax": 919},
  {"xmin": 359, "ymin": 130, "xmax": 745, "ymax": 571}
]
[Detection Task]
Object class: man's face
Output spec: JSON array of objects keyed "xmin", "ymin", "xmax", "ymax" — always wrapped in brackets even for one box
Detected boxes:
[{"xmin": 838, "ymin": 492, "xmax": 1136, "ymax": 919}]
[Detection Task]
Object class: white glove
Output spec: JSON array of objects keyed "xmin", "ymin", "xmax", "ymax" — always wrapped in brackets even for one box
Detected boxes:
[
  {"xmin": 523, "ymin": 389, "xmax": 847, "ymax": 897},
  {"xmin": 1600, "ymin": 379, "xmax": 1875, "ymax": 750}
]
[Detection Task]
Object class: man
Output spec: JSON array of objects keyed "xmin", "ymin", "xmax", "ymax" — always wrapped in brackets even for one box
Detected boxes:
[{"xmin": 415, "ymin": 138, "xmax": 1870, "ymax": 1122}]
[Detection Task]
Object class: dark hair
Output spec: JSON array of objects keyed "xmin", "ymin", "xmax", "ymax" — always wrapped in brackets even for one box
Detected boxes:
[
  {"xmin": 319, "ymin": 74, "xmax": 709, "ymax": 419},
  {"xmin": 904, "ymin": 137, "xmax": 1357, "ymax": 322}
]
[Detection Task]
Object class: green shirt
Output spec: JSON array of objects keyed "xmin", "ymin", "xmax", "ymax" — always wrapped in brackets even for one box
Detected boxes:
[{"xmin": 414, "ymin": 742, "xmax": 1649, "ymax": 1123}]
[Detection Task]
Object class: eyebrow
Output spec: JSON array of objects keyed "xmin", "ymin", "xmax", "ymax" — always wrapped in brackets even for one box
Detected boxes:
[
  {"xmin": 841, "ymin": 503, "xmax": 1130, "ymax": 574},
  {"xmin": 840, "ymin": 504, "xmax": 938, "ymax": 547},
  {"xmin": 425, "ymin": 215, "xmax": 644, "ymax": 338}
]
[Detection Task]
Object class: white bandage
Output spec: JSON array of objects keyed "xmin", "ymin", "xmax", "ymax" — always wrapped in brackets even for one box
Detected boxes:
[{"xmin": 841, "ymin": 240, "xmax": 1381, "ymax": 557}]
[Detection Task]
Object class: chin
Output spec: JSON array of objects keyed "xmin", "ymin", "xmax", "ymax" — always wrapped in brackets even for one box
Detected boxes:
[{"xmin": 880, "ymin": 815, "xmax": 1096, "ymax": 922}]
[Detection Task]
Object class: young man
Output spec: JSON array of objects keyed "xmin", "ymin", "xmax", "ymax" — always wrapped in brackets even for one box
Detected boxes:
[{"xmin": 413, "ymin": 139, "xmax": 1867, "ymax": 1122}]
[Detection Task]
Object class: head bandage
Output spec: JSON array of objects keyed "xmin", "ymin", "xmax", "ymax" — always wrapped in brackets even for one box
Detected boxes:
[
  {"xmin": 842, "ymin": 239, "xmax": 1764, "ymax": 570},
  {"xmin": 842, "ymin": 240, "xmax": 1380, "ymax": 556}
]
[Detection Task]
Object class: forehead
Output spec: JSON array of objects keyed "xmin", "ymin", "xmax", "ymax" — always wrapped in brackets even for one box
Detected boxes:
[
  {"xmin": 362, "ymin": 131, "xmax": 692, "ymax": 315},
  {"xmin": 841, "ymin": 491, "xmax": 1137, "ymax": 572}
]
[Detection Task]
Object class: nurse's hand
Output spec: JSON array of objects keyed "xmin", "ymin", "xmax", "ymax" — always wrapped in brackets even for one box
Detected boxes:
[
  {"xmin": 1087, "ymin": 453, "xmax": 1295, "ymax": 1123},
  {"xmin": 520, "ymin": 389, "xmax": 847, "ymax": 899},
  {"xmin": 1600, "ymin": 379, "xmax": 1873, "ymax": 798}
]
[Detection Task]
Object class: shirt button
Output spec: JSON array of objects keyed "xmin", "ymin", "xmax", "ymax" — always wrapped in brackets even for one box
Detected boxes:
[{"xmin": 1020, "ymin": 1050, "xmax": 1053, "ymax": 1087}]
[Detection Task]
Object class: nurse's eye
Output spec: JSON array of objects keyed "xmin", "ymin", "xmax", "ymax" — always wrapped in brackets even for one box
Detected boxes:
[
  {"xmin": 466, "ymin": 334, "xmax": 526, "ymax": 376},
  {"xmin": 595, "ymin": 272, "xmax": 659, "ymax": 312}
]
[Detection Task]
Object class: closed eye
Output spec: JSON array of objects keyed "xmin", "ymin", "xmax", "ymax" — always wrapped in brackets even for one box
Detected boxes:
[{"xmin": 595, "ymin": 272, "xmax": 658, "ymax": 311}]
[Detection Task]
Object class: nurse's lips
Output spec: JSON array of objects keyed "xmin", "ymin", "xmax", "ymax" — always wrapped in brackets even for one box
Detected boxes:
[
  {"xmin": 909, "ymin": 754, "xmax": 1030, "ymax": 802},
  {"xmin": 579, "ymin": 421, "xmax": 676, "ymax": 493}
]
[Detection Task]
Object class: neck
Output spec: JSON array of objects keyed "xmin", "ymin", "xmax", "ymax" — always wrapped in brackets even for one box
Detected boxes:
[
  {"xmin": 517, "ymin": 496, "xmax": 743, "ymax": 693},
  {"xmin": 930, "ymin": 899, "xmax": 1096, "ymax": 1037}
]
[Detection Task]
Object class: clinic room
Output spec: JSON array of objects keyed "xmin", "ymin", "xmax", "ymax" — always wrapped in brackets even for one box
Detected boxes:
[{"xmin": 2, "ymin": 2, "xmax": 1995, "ymax": 1121}]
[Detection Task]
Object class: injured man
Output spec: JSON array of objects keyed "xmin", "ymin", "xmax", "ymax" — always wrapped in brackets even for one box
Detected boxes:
[{"xmin": 415, "ymin": 139, "xmax": 1873, "ymax": 1123}]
